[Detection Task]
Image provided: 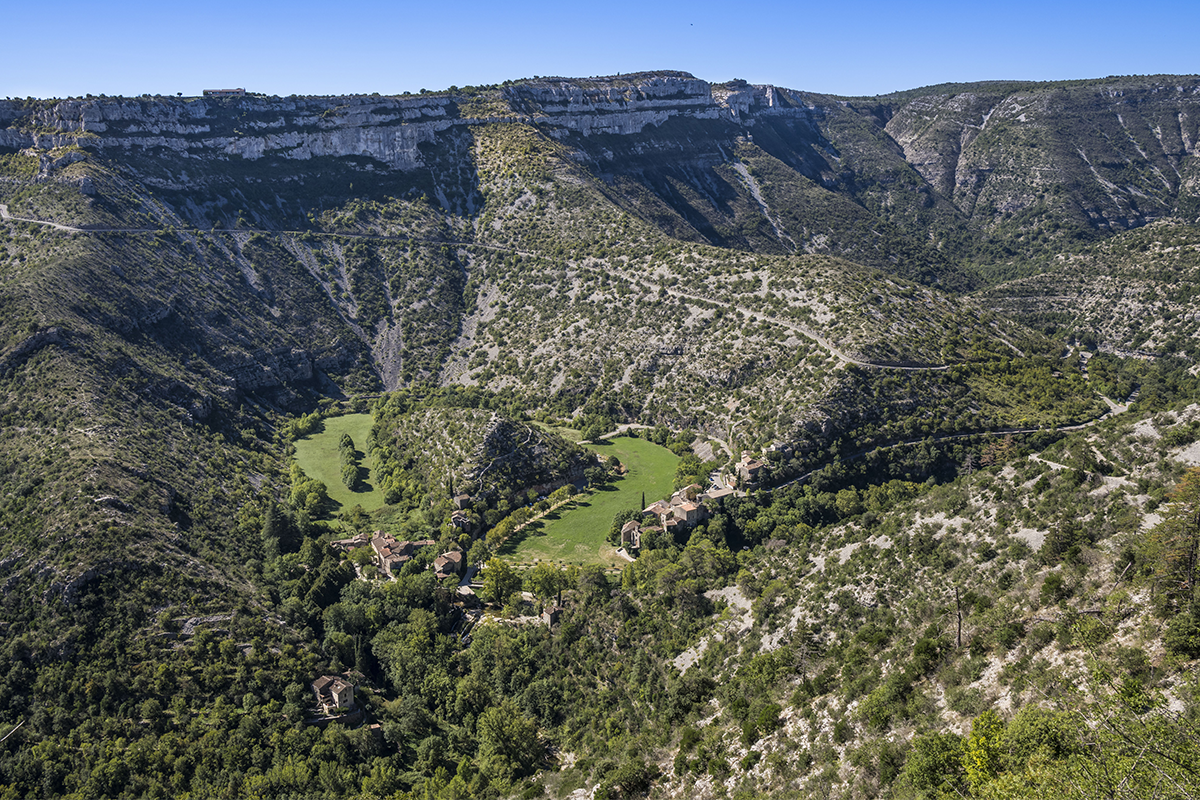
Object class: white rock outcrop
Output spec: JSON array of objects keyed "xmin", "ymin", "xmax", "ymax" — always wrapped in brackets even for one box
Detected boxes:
[{"xmin": 0, "ymin": 74, "xmax": 821, "ymax": 171}]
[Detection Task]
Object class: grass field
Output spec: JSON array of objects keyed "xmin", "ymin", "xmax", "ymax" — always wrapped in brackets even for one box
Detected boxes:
[
  {"xmin": 292, "ymin": 413, "xmax": 386, "ymax": 514},
  {"xmin": 501, "ymin": 437, "xmax": 679, "ymax": 566}
]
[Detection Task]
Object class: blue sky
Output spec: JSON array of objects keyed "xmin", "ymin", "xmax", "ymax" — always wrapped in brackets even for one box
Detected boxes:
[{"xmin": 3, "ymin": 0, "xmax": 1197, "ymax": 99}]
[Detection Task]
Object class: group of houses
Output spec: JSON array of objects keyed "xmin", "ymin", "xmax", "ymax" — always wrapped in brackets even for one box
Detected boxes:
[
  {"xmin": 621, "ymin": 482, "xmax": 736, "ymax": 550},
  {"xmin": 328, "ymin": 492, "xmax": 482, "ymax": 582},
  {"xmin": 370, "ymin": 534, "xmax": 437, "ymax": 577},
  {"xmin": 331, "ymin": 530, "xmax": 467, "ymax": 582},
  {"xmin": 616, "ymin": 445, "xmax": 789, "ymax": 550}
]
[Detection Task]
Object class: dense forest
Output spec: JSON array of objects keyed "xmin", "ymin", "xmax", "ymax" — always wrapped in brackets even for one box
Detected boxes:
[{"xmin": 3, "ymin": 389, "xmax": 1200, "ymax": 799}]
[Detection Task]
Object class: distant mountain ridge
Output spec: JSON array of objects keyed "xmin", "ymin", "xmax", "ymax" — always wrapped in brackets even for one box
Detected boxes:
[{"xmin": 4, "ymin": 71, "xmax": 1197, "ymax": 250}]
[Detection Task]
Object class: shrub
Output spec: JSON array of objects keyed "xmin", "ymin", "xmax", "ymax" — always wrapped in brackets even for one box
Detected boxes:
[
  {"xmin": 993, "ymin": 622, "xmax": 1025, "ymax": 651},
  {"xmin": 1002, "ymin": 706, "xmax": 1078, "ymax": 766},
  {"xmin": 898, "ymin": 732, "xmax": 965, "ymax": 797},
  {"xmin": 946, "ymin": 686, "xmax": 987, "ymax": 716},
  {"xmin": 860, "ymin": 671, "xmax": 912, "ymax": 729},
  {"xmin": 1027, "ymin": 623, "xmax": 1055, "ymax": 651},
  {"xmin": 594, "ymin": 759, "xmax": 656, "ymax": 800},
  {"xmin": 1040, "ymin": 572, "xmax": 1072, "ymax": 605},
  {"xmin": 1165, "ymin": 607, "xmax": 1200, "ymax": 658}
]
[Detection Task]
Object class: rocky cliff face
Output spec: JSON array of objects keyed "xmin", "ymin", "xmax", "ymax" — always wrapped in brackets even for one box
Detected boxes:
[
  {"xmin": 4, "ymin": 75, "xmax": 1198, "ymax": 230},
  {"xmin": 0, "ymin": 73, "xmax": 823, "ymax": 170},
  {"xmin": 882, "ymin": 78, "xmax": 1200, "ymax": 230},
  {"xmin": 13, "ymin": 72, "xmax": 1193, "ymax": 258},
  {"xmin": 0, "ymin": 93, "xmax": 463, "ymax": 170},
  {"xmin": 4, "ymin": 71, "xmax": 1200, "ymax": 426}
]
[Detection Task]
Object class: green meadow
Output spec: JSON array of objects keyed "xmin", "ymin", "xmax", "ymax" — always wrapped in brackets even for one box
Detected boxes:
[
  {"xmin": 502, "ymin": 436, "xmax": 680, "ymax": 566},
  {"xmin": 292, "ymin": 413, "xmax": 386, "ymax": 513}
]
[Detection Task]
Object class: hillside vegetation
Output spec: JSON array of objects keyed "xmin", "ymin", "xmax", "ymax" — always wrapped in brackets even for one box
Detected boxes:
[{"xmin": 1, "ymin": 70, "xmax": 1200, "ymax": 800}]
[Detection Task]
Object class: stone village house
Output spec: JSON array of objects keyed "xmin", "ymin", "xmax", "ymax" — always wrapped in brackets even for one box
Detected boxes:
[
  {"xmin": 624, "ymin": 483, "xmax": 734, "ymax": 549},
  {"xmin": 311, "ymin": 675, "xmax": 355, "ymax": 715}
]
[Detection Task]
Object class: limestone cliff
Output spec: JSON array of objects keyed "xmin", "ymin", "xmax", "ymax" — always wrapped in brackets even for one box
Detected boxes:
[
  {"xmin": 4, "ymin": 70, "xmax": 1200, "ymax": 428},
  {"xmin": 0, "ymin": 73, "xmax": 820, "ymax": 170}
]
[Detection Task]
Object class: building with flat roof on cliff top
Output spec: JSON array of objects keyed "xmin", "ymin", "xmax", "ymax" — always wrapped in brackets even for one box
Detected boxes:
[{"xmin": 203, "ymin": 88, "xmax": 245, "ymax": 97}]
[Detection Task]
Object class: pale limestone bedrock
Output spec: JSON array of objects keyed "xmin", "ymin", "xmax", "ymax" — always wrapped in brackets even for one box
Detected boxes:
[{"xmin": 0, "ymin": 76, "xmax": 819, "ymax": 169}]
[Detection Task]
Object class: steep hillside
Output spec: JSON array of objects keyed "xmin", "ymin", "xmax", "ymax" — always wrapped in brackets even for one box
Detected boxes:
[
  {"xmin": 1, "ymin": 129, "xmax": 1082, "ymax": 459},
  {"xmin": 2, "ymin": 70, "xmax": 1200, "ymax": 800},
  {"xmin": 625, "ymin": 405, "xmax": 1200, "ymax": 799},
  {"xmin": 977, "ymin": 220, "xmax": 1200, "ymax": 356},
  {"xmin": 881, "ymin": 77, "xmax": 1200, "ymax": 255}
]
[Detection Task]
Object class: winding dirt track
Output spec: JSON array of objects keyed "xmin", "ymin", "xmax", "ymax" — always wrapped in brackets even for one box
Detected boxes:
[
  {"xmin": 3, "ymin": 204, "xmax": 1130, "ymax": 498},
  {"xmin": 0, "ymin": 208, "xmax": 955, "ymax": 373},
  {"xmin": 770, "ymin": 395, "xmax": 1129, "ymax": 491}
]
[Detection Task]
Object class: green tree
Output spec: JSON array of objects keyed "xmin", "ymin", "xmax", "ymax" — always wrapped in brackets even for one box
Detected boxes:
[
  {"xmin": 1165, "ymin": 606, "xmax": 1200, "ymax": 657},
  {"xmin": 290, "ymin": 476, "xmax": 330, "ymax": 518},
  {"xmin": 963, "ymin": 709, "xmax": 1006, "ymax": 793},
  {"xmin": 835, "ymin": 487, "xmax": 864, "ymax": 518},
  {"xmin": 1002, "ymin": 706, "xmax": 1077, "ymax": 769},
  {"xmin": 477, "ymin": 700, "xmax": 541, "ymax": 780},
  {"xmin": 1042, "ymin": 516, "xmax": 1083, "ymax": 565},
  {"xmin": 674, "ymin": 453, "xmax": 707, "ymax": 489},
  {"xmin": 595, "ymin": 758, "xmax": 656, "ymax": 799},
  {"xmin": 339, "ymin": 433, "xmax": 359, "ymax": 490},
  {"xmin": 577, "ymin": 564, "xmax": 611, "ymax": 605},
  {"xmin": 262, "ymin": 502, "xmax": 285, "ymax": 559},
  {"xmin": 898, "ymin": 731, "xmax": 965, "ymax": 798},
  {"xmin": 1143, "ymin": 467, "xmax": 1200, "ymax": 611},
  {"xmin": 343, "ymin": 504, "xmax": 370, "ymax": 536},
  {"xmin": 527, "ymin": 562, "xmax": 569, "ymax": 601},
  {"xmin": 481, "ymin": 558, "xmax": 521, "ymax": 605}
]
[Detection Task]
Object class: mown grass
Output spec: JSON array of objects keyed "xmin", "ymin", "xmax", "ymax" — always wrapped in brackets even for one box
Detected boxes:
[
  {"xmin": 503, "ymin": 436, "xmax": 679, "ymax": 566},
  {"xmin": 293, "ymin": 413, "xmax": 386, "ymax": 513}
]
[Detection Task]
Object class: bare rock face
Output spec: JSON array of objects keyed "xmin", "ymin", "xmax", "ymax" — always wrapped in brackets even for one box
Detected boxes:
[
  {"xmin": 0, "ymin": 94, "xmax": 461, "ymax": 169},
  {"xmin": 883, "ymin": 79, "xmax": 1200, "ymax": 229},
  {"xmin": 504, "ymin": 73, "xmax": 719, "ymax": 136},
  {"xmin": 884, "ymin": 92, "xmax": 1005, "ymax": 198},
  {"xmin": 189, "ymin": 394, "xmax": 214, "ymax": 422},
  {"xmin": 0, "ymin": 74, "xmax": 823, "ymax": 169},
  {"xmin": 22, "ymin": 146, "xmax": 87, "ymax": 174}
]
